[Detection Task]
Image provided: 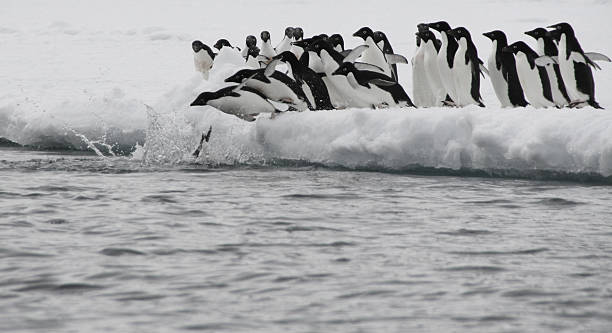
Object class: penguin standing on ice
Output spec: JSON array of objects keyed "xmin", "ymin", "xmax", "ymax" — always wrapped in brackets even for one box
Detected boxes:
[
  {"xmin": 290, "ymin": 27, "xmax": 305, "ymax": 59},
  {"xmin": 548, "ymin": 23, "xmax": 603, "ymax": 109},
  {"xmin": 503, "ymin": 41, "xmax": 555, "ymax": 108},
  {"xmin": 427, "ymin": 21, "xmax": 459, "ymax": 106},
  {"xmin": 447, "ymin": 27, "xmax": 485, "ymax": 107},
  {"xmin": 260, "ymin": 31, "xmax": 276, "ymax": 61},
  {"xmin": 271, "ymin": 51, "xmax": 334, "ymax": 110},
  {"xmin": 483, "ymin": 30, "xmax": 529, "ymax": 107},
  {"xmin": 353, "ymin": 27, "xmax": 393, "ymax": 77},
  {"xmin": 420, "ymin": 30, "xmax": 448, "ymax": 106},
  {"xmin": 245, "ymin": 47, "xmax": 261, "ymax": 68},
  {"xmin": 275, "ymin": 27, "xmax": 295, "ymax": 54},
  {"xmin": 191, "ymin": 84, "xmax": 284, "ymax": 122},
  {"xmin": 524, "ymin": 28, "xmax": 570, "ymax": 107},
  {"xmin": 241, "ymin": 35, "xmax": 259, "ymax": 59},
  {"xmin": 192, "ymin": 40, "xmax": 215, "ymax": 80},
  {"xmin": 412, "ymin": 30, "xmax": 436, "ymax": 107},
  {"xmin": 373, "ymin": 30, "xmax": 400, "ymax": 81}
]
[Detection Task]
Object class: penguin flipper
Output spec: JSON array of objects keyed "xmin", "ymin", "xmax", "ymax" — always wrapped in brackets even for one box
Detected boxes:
[
  {"xmin": 535, "ymin": 56, "xmax": 558, "ymax": 67},
  {"xmin": 354, "ymin": 62, "xmax": 385, "ymax": 73},
  {"xmin": 264, "ymin": 59, "xmax": 281, "ymax": 76},
  {"xmin": 479, "ymin": 63, "xmax": 489, "ymax": 77},
  {"xmin": 584, "ymin": 52, "xmax": 611, "ymax": 63},
  {"xmin": 385, "ymin": 53, "xmax": 409, "ymax": 65},
  {"xmin": 368, "ymin": 78, "xmax": 396, "ymax": 86},
  {"xmin": 235, "ymin": 113, "xmax": 257, "ymax": 122}
]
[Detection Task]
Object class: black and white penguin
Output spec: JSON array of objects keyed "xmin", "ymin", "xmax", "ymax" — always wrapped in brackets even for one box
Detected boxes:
[
  {"xmin": 427, "ymin": 21, "xmax": 459, "ymax": 105},
  {"xmin": 329, "ymin": 34, "xmax": 345, "ymax": 53},
  {"xmin": 192, "ymin": 40, "xmax": 215, "ymax": 80},
  {"xmin": 241, "ymin": 35, "xmax": 259, "ymax": 59},
  {"xmin": 547, "ymin": 23, "xmax": 603, "ymax": 109},
  {"xmin": 332, "ymin": 62, "xmax": 415, "ymax": 108},
  {"xmin": 421, "ymin": 30, "xmax": 449, "ymax": 106},
  {"xmin": 260, "ymin": 31, "xmax": 276, "ymax": 61},
  {"xmin": 373, "ymin": 31, "xmax": 399, "ymax": 81},
  {"xmin": 213, "ymin": 39, "xmax": 237, "ymax": 51},
  {"xmin": 482, "ymin": 30, "xmax": 529, "ymax": 107},
  {"xmin": 353, "ymin": 27, "xmax": 393, "ymax": 77},
  {"xmin": 275, "ymin": 27, "xmax": 295, "ymax": 54},
  {"xmin": 224, "ymin": 68, "xmax": 312, "ymax": 111},
  {"xmin": 524, "ymin": 28, "xmax": 570, "ymax": 107},
  {"xmin": 412, "ymin": 31, "xmax": 436, "ymax": 107},
  {"xmin": 272, "ymin": 51, "xmax": 334, "ymax": 110},
  {"xmin": 245, "ymin": 46, "xmax": 261, "ymax": 68},
  {"xmin": 290, "ymin": 27, "xmax": 305, "ymax": 59},
  {"xmin": 191, "ymin": 85, "xmax": 282, "ymax": 122},
  {"xmin": 447, "ymin": 27, "xmax": 485, "ymax": 107},
  {"xmin": 503, "ymin": 41, "xmax": 555, "ymax": 108}
]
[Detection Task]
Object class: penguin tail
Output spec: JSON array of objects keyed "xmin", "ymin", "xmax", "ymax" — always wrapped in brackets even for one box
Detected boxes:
[{"xmin": 589, "ymin": 100, "xmax": 604, "ymax": 109}]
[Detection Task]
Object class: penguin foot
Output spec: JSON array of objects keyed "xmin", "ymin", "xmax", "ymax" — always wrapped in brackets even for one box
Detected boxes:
[
  {"xmin": 442, "ymin": 100, "xmax": 457, "ymax": 107},
  {"xmin": 568, "ymin": 100, "xmax": 588, "ymax": 109}
]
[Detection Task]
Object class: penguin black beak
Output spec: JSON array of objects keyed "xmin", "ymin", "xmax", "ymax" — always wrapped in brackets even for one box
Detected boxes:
[{"xmin": 482, "ymin": 32, "xmax": 491, "ymax": 39}]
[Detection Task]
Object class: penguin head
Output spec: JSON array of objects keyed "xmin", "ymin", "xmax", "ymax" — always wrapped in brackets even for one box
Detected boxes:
[
  {"xmin": 329, "ymin": 34, "xmax": 344, "ymax": 51},
  {"xmin": 261, "ymin": 31, "xmax": 271, "ymax": 43},
  {"xmin": 373, "ymin": 31, "xmax": 387, "ymax": 44},
  {"xmin": 225, "ymin": 69, "xmax": 257, "ymax": 83},
  {"xmin": 503, "ymin": 41, "xmax": 530, "ymax": 55},
  {"xmin": 309, "ymin": 39, "xmax": 333, "ymax": 55},
  {"xmin": 482, "ymin": 30, "xmax": 507, "ymax": 44},
  {"xmin": 293, "ymin": 27, "xmax": 304, "ymax": 41},
  {"xmin": 245, "ymin": 35, "xmax": 257, "ymax": 48},
  {"xmin": 214, "ymin": 39, "xmax": 232, "ymax": 50},
  {"xmin": 418, "ymin": 31, "xmax": 436, "ymax": 43},
  {"xmin": 448, "ymin": 27, "xmax": 471, "ymax": 41},
  {"xmin": 547, "ymin": 22, "xmax": 574, "ymax": 35},
  {"xmin": 284, "ymin": 27, "xmax": 295, "ymax": 38},
  {"xmin": 191, "ymin": 91, "xmax": 215, "ymax": 106},
  {"xmin": 273, "ymin": 51, "xmax": 298, "ymax": 63},
  {"xmin": 332, "ymin": 62, "xmax": 356, "ymax": 76},
  {"xmin": 192, "ymin": 40, "xmax": 205, "ymax": 53},
  {"xmin": 417, "ymin": 23, "xmax": 430, "ymax": 34},
  {"xmin": 247, "ymin": 46, "xmax": 260, "ymax": 58},
  {"xmin": 524, "ymin": 28, "xmax": 547, "ymax": 40},
  {"xmin": 427, "ymin": 21, "xmax": 452, "ymax": 33},
  {"xmin": 353, "ymin": 27, "xmax": 374, "ymax": 41}
]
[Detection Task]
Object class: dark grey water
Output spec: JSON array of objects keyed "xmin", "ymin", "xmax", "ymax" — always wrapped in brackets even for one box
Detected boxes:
[{"xmin": 1, "ymin": 149, "xmax": 612, "ymax": 332}]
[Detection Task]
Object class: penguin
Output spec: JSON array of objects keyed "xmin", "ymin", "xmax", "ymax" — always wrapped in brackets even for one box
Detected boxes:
[
  {"xmin": 482, "ymin": 30, "xmax": 529, "ymax": 107},
  {"xmin": 260, "ymin": 31, "xmax": 276, "ymax": 61},
  {"xmin": 420, "ymin": 30, "xmax": 448, "ymax": 106},
  {"xmin": 213, "ymin": 39, "xmax": 237, "ymax": 51},
  {"xmin": 245, "ymin": 47, "xmax": 261, "ymax": 68},
  {"xmin": 329, "ymin": 34, "xmax": 345, "ymax": 53},
  {"xmin": 373, "ymin": 30, "xmax": 399, "ymax": 81},
  {"xmin": 353, "ymin": 27, "xmax": 393, "ymax": 77},
  {"xmin": 547, "ymin": 23, "xmax": 603, "ymax": 109},
  {"xmin": 192, "ymin": 126, "xmax": 212, "ymax": 158},
  {"xmin": 275, "ymin": 27, "xmax": 295, "ymax": 54},
  {"xmin": 524, "ymin": 28, "xmax": 570, "ymax": 107},
  {"xmin": 224, "ymin": 67, "xmax": 312, "ymax": 111},
  {"xmin": 241, "ymin": 35, "xmax": 259, "ymax": 59},
  {"xmin": 272, "ymin": 51, "xmax": 334, "ymax": 110},
  {"xmin": 427, "ymin": 21, "xmax": 459, "ymax": 106},
  {"xmin": 412, "ymin": 31, "xmax": 436, "ymax": 107},
  {"xmin": 290, "ymin": 27, "xmax": 305, "ymax": 59},
  {"xmin": 447, "ymin": 27, "xmax": 485, "ymax": 107},
  {"xmin": 192, "ymin": 40, "xmax": 215, "ymax": 80},
  {"xmin": 503, "ymin": 42, "xmax": 555, "ymax": 108},
  {"xmin": 332, "ymin": 62, "xmax": 415, "ymax": 108},
  {"xmin": 191, "ymin": 85, "xmax": 284, "ymax": 122}
]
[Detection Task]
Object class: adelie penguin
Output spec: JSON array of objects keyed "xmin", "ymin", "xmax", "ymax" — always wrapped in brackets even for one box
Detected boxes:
[
  {"xmin": 241, "ymin": 35, "xmax": 259, "ymax": 59},
  {"xmin": 353, "ymin": 27, "xmax": 393, "ymax": 77},
  {"xmin": 332, "ymin": 62, "xmax": 415, "ymax": 108},
  {"xmin": 224, "ymin": 66, "xmax": 312, "ymax": 111},
  {"xmin": 483, "ymin": 30, "xmax": 529, "ymax": 107},
  {"xmin": 547, "ymin": 23, "xmax": 606, "ymax": 109},
  {"xmin": 271, "ymin": 51, "xmax": 334, "ymax": 110},
  {"xmin": 427, "ymin": 21, "xmax": 459, "ymax": 106},
  {"xmin": 373, "ymin": 30, "xmax": 400, "ymax": 81},
  {"xmin": 191, "ymin": 83, "xmax": 285, "ymax": 122},
  {"xmin": 260, "ymin": 31, "xmax": 276, "ymax": 61},
  {"xmin": 503, "ymin": 41, "xmax": 555, "ymax": 108},
  {"xmin": 290, "ymin": 27, "xmax": 305, "ymax": 59},
  {"xmin": 524, "ymin": 28, "xmax": 570, "ymax": 107},
  {"xmin": 420, "ymin": 30, "xmax": 448, "ymax": 107},
  {"xmin": 245, "ymin": 47, "xmax": 261, "ymax": 68},
  {"xmin": 447, "ymin": 27, "xmax": 485, "ymax": 107},
  {"xmin": 412, "ymin": 30, "xmax": 436, "ymax": 107},
  {"xmin": 275, "ymin": 27, "xmax": 294, "ymax": 54},
  {"xmin": 192, "ymin": 40, "xmax": 215, "ymax": 80}
]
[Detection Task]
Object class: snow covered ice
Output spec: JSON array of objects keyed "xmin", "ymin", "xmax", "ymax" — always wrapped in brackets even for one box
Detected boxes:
[{"xmin": 1, "ymin": 0, "xmax": 611, "ymax": 179}]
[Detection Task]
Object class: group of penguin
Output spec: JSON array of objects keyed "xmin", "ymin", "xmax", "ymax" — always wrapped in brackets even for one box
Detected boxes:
[{"xmin": 189, "ymin": 22, "xmax": 610, "ymax": 122}]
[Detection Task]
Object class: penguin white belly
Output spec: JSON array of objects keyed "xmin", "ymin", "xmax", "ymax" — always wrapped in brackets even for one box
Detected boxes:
[
  {"xmin": 328, "ymin": 75, "xmax": 371, "ymax": 108},
  {"xmin": 209, "ymin": 92, "xmax": 275, "ymax": 116},
  {"xmin": 437, "ymin": 47, "xmax": 457, "ymax": 104},
  {"xmin": 194, "ymin": 51, "xmax": 213, "ymax": 79},
  {"xmin": 423, "ymin": 42, "xmax": 447, "ymax": 106},
  {"xmin": 245, "ymin": 79, "xmax": 305, "ymax": 109},
  {"xmin": 412, "ymin": 44, "xmax": 435, "ymax": 107},
  {"xmin": 557, "ymin": 35, "xmax": 586, "ymax": 103},
  {"xmin": 300, "ymin": 82, "xmax": 316, "ymax": 108},
  {"xmin": 261, "ymin": 41, "xmax": 276, "ymax": 60},
  {"xmin": 515, "ymin": 54, "xmax": 553, "ymax": 108},
  {"xmin": 276, "ymin": 37, "xmax": 292, "ymax": 54},
  {"xmin": 308, "ymin": 52, "xmax": 325, "ymax": 73},
  {"xmin": 245, "ymin": 56, "xmax": 259, "ymax": 68},
  {"xmin": 452, "ymin": 46, "xmax": 475, "ymax": 107},
  {"xmin": 543, "ymin": 64, "xmax": 568, "ymax": 106},
  {"xmin": 290, "ymin": 44, "xmax": 304, "ymax": 59},
  {"xmin": 346, "ymin": 73, "xmax": 380, "ymax": 107},
  {"xmin": 321, "ymin": 76, "xmax": 349, "ymax": 109},
  {"xmin": 487, "ymin": 43, "xmax": 512, "ymax": 107},
  {"xmin": 361, "ymin": 37, "xmax": 392, "ymax": 77}
]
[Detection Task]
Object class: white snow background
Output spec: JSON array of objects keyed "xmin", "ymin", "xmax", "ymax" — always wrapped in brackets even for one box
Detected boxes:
[{"xmin": 1, "ymin": 0, "xmax": 611, "ymax": 175}]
